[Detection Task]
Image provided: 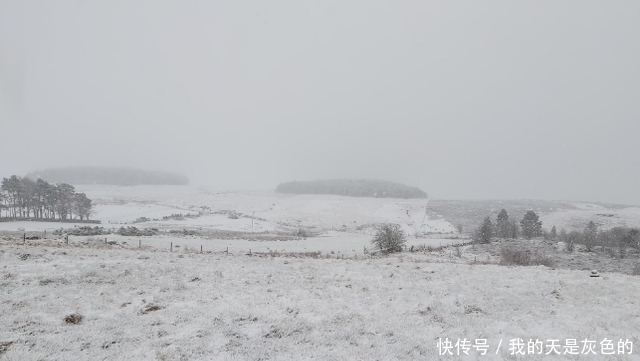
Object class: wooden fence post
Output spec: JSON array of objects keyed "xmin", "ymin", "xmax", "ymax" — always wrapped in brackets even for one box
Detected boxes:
[{"xmin": 170, "ymin": 242, "xmax": 173, "ymax": 252}]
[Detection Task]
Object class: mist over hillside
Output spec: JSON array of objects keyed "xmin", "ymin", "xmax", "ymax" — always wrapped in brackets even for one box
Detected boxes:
[
  {"xmin": 26, "ymin": 166, "xmax": 189, "ymax": 186},
  {"xmin": 276, "ymin": 179, "xmax": 427, "ymax": 199}
]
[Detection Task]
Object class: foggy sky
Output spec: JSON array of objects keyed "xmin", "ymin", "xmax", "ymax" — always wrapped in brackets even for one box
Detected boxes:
[{"xmin": 1, "ymin": 1, "xmax": 639, "ymax": 204}]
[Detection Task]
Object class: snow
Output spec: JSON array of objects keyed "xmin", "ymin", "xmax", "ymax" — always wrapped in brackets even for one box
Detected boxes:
[
  {"xmin": 2, "ymin": 186, "xmax": 639, "ymax": 359},
  {"xmin": 75, "ymin": 185, "xmax": 457, "ymax": 234},
  {"xmin": 540, "ymin": 206, "xmax": 640, "ymax": 231},
  {"xmin": 1, "ymin": 239, "xmax": 638, "ymax": 360},
  {"xmin": 0, "ymin": 221, "xmax": 92, "ymax": 232},
  {"xmin": 66, "ymin": 232, "xmax": 464, "ymax": 256},
  {"xmin": 93, "ymin": 204, "xmax": 185, "ymax": 224}
]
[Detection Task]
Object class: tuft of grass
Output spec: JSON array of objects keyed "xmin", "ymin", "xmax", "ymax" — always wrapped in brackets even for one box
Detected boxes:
[
  {"xmin": 141, "ymin": 304, "xmax": 163, "ymax": 314},
  {"xmin": 0, "ymin": 341, "xmax": 13, "ymax": 355},
  {"xmin": 454, "ymin": 246, "xmax": 462, "ymax": 258},
  {"xmin": 64, "ymin": 313, "xmax": 84, "ymax": 325},
  {"xmin": 40, "ymin": 277, "xmax": 69, "ymax": 286},
  {"xmin": 464, "ymin": 305, "xmax": 484, "ymax": 315}
]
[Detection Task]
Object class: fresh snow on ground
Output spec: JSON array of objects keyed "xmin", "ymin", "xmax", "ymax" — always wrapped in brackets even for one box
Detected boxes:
[
  {"xmin": 1, "ymin": 239, "xmax": 639, "ymax": 360},
  {"xmin": 2, "ymin": 186, "xmax": 640, "ymax": 359},
  {"xmin": 0, "ymin": 221, "xmax": 92, "ymax": 233},
  {"xmin": 65, "ymin": 232, "xmax": 463, "ymax": 256},
  {"xmin": 76, "ymin": 185, "xmax": 456, "ymax": 234}
]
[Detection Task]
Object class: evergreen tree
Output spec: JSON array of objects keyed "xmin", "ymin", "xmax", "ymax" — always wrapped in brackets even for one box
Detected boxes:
[
  {"xmin": 550, "ymin": 225, "xmax": 557, "ymax": 241},
  {"xmin": 520, "ymin": 210, "xmax": 542, "ymax": 240},
  {"xmin": 495, "ymin": 209, "xmax": 510, "ymax": 238},
  {"xmin": 583, "ymin": 221, "xmax": 598, "ymax": 252},
  {"xmin": 508, "ymin": 219, "xmax": 520, "ymax": 239},
  {"xmin": 0, "ymin": 175, "xmax": 92, "ymax": 221},
  {"xmin": 478, "ymin": 216, "xmax": 494, "ymax": 243}
]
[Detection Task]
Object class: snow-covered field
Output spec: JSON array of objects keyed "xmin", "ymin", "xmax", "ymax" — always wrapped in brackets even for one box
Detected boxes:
[
  {"xmin": 1, "ymin": 186, "xmax": 462, "ymax": 254},
  {"xmin": 1, "ymin": 186, "xmax": 640, "ymax": 359},
  {"xmin": 1, "ymin": 239, "xmax": 639, "ymax": 360},
  {"xmin": 79, "ymin": 185, "xmax": 457, "ymax": 234}
]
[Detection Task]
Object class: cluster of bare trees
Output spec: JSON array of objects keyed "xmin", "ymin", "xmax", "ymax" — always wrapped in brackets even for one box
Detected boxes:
[
  {"xmin": 558, "ymin": 221, "xmax": 639, "ymax": 255},
  {"xmin": 0, "ymin": 175, "xmax": 93, "ymax": 221}
]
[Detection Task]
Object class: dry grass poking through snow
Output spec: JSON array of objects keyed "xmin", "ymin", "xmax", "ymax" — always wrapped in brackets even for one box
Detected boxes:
[{"xmin": 1, "ymin": 238, "xmax": 640, "ymax": 360}]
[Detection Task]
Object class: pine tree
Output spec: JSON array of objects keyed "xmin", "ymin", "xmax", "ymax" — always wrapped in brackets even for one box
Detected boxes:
[
  {"xmin": 509, "ymin": 219, "xmax": 519, "ymax": 239},
  {"xmin": 520, "ymin": 210, "xmax": 542, "ymax": 240},
  {"xmin": 583, "ymin": 221, "xmax": 598, "ymax": 252},
  {"xmin": 495, "ymin": 209, "xmax": 510, "ymax": 239},
  {"xmin": 478, "ymin": 216, "xmax": 494, "ymax": 243},
  {"xmin": 550, "ymin": 225, "xmax": 557, "ymax": 241}
]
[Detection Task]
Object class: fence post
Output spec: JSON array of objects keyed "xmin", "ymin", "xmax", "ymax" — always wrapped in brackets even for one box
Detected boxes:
[
  {"xmin": 170, "ymin": 242, "xmax": 173, "ymax": 252},
  {"xmin": 23, "ymin": 233, "xmax": 26, "ymax": 243},
  {"xmin": 201, "ymin": 245, "xmax": 203, "ymax": 253},
  {"xmin": 226, "ymin": 247, "xmax": 228, "ymax": 255},
  {"xmin": 139, "ymin": 240, "xmax": 141, "ymax": 249}
]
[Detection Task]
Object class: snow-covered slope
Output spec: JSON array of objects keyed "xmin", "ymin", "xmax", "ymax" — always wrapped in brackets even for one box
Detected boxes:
[{"xmin": 77, "ymin": 185, "xmax": 456, "ymax": 235}]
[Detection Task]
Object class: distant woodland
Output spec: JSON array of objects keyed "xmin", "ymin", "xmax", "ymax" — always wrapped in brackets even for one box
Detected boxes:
[
  {"xmin": 0, "ymin": 176, "xmax": 93, "ymax": 221},
  {"xmin": 275, "ymin": 179, "xmax": 427, "ymax": 199},
  {"xmin": 27, "ymin": 166, "xmax": 189, "ymax": 186}
]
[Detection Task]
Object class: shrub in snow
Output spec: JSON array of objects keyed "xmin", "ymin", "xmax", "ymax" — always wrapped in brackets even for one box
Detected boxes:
[
  {"xmin": 371, "ymin": 224, "xmax": 406, "ymax": 254},
  {"xmin": 500, "ymin": 247, "xmax": 531, "ymax": 266},
  {"xmin": 64, "ymin": 313, "xmax": 83, "ymax": 325},
  {"xmin": 116, "ymin": 227, "xmax": 159, "ymax": 237},
  {"xmin": 500, "ymin": 247, "xmax": 555, "ymax": 267}
]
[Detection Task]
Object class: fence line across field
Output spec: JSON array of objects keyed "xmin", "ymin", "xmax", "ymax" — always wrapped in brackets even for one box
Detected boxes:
[{"xmin": 15, "ymin": 232, "xmax": 475, "ymax": 259}]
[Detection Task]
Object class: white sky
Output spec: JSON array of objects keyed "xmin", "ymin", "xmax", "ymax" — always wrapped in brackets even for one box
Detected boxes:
[{"xmin": 1, "ymin": 1, "xmax": 639, "ymax": 204}]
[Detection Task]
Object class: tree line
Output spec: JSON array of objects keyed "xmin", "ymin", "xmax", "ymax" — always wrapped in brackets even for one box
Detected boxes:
[
  {"xmin": 0, "ymin": 175, "xmax": 93, "ymax": 221},
  {"xmin": 474, "ymin": 208, "xmax": 640, "ymax": 254},
  {"xmin": 276, "ymin": 179, "xmax": 427, "ymax": 199}
]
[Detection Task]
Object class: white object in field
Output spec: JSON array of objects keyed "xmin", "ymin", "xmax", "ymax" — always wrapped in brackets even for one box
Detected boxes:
[
  {"xmin": 590, "ymin": 270, "xmax": 599, "ymax": 277},
  {"xmin": 17, "ymin": 227, "xmax": 25, "ymax": 232}
]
